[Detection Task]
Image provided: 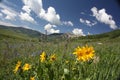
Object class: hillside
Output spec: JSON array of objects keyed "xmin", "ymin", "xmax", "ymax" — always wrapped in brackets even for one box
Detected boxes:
[
  {"xmin": 0, "ymin": 25, "xmax": 120, "ymax": 41},
  {"xmin": 80, "ymin": 29, "xmax": 120, "ymax": 39},
  {"xmin": 0, "ymin": 25, "xmax": 44, "ymax": 41},
  {"xmin": 47, "ymin": 29, "xmax": 120, "ymax": 42}
]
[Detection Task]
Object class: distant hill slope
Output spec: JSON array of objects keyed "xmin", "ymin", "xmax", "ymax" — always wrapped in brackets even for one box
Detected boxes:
[
  {"xmin": 104, "ymin": 29, "xmax": 120, "ymax": 38},
  {"xmin": 83, "ymin": 29, "xmax": 120, "ymax": 39},
  {"xmin": 47, "ymin": 29, "xmax": 120, "ymax": 41},
  {"xmin": 48, "ymin": 33, "xmax": 64, "ymax": 40},
  {"xmin": 0, "ymin": 25, "xmax": 120, "ymax": 41},
  {"xmin": 49, "ymin": 29, "xmax": 120, "ymax": 38},
  {"xmin": 0, "ymin": 25, "xmax": 44, "ymax": 41}
]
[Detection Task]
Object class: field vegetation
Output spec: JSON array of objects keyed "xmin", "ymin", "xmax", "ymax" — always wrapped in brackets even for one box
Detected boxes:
[{"xmin": 0, "ymin": 26, "xmax": 120, "ymax": 80}]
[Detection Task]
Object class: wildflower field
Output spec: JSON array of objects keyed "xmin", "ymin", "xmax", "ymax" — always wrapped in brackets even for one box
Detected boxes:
[{"xmin": 0, "ymin": 37, "xmax": 120, "ymax": 80}]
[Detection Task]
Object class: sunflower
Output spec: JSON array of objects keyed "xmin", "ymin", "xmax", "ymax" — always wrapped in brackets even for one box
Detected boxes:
[
  {"xmin": 40, "ymin": 51, "xmax": 46, "ymax": 62},
  {"xmin": 13, "ymin": 61, "xmax": 21, "ymax": 73},
  {"xmin": 22, "ymin": 63, "xmax": 31, "ymax": 71},
  {"xmin": 50, "ymin": 54, "xmax": 56, "ymax": 62},
  {"xmin": 30, "ymin": 76, "xmax": 35, "ymax": 80},
  {"xmin": 73, "ymin": 45, "xmax": 95, "ymax": 61}
]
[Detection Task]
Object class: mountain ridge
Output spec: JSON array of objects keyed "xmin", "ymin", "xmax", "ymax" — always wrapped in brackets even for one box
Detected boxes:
[
  {"xmin": 0, "ymin": 25, "xmax": 120, "ymax": 41},
  {"xmin": 0, "ymin": 25, "xmax": 44, "ymax": 41}
]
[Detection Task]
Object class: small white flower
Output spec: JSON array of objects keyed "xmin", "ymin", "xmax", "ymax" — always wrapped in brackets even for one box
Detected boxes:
[
  {"xmin": 64, "ymin": 68, "xmax": 69, "ymax": 75},
  {"xmin": 97, "ymin": 42, "xmax": 102, "ymax": 45}
]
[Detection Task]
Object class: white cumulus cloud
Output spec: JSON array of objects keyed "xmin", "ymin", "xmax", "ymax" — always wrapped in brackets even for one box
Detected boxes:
[
  {"xmin": 0, "ymin": 20, "xmax": 31, "ymax": 29},
  {"xmin": 0, "ymin": 2, "xmax": 18, "ymax": 15},
  {"xmin": 0, "ymin": 20, "xmax": 17, "ymax": 27},
  {"xmin": 20, "ymin": 2, "xmax": 36, "ymax": 23},
  {"xmin": 19, "ymin": 12, "xmax": 36, "ymax": 23},
  {"xmin": 1, "ymin": 9, "xmax": 17, "ymax": 20},
  {"xmin": 22, "ymin": 0, "xmax": 42, "ymax": 15},
  {"xmin": 80, "ymin": 18, "xmax": 97, "ymax": 27},
  {"xmin": 91, "ymin": 7, "xmax": 118, "ymax": 29},
  {"xmin": 80, "ymin": 18, "xmax": 84, "ymax": 23},
  {"xmin": 72, "ymin": 28, "xmax": 85, "ymax": 36},
  {"xmin": 40, "ymin": 7, "xmax": 61, "ymax": 25},
  {"xmin": 22, "ymin": 0, "xmax": 61, "ymax": 25},
  {"xmin": 44, "ymin": 23, "xmax": 60, "ymax": 34},
  {"xmin": 49, "ymin": 28, "xmax": 60, "ymax": 34},
  {"xmin": 22, "ymin": 5, "xmax": 31, "ymax": 14},
  {"xmin": 63, "ymin": 21, "xmax": 74, "ymax": 26},
  {"xmin": 44, "ymin": 23, "xmax": 52, "ymax": 30}
]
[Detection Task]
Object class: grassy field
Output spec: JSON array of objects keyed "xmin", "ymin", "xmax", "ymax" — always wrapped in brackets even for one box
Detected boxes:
[{"xmin": 0, "ymin": 36, "xmax": 120, "ymax": 80}]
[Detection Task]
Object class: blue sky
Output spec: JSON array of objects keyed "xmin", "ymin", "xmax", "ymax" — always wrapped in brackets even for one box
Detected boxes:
[{"xmin": 0, "ymin": 0, "xmax": 120, "ymax": 35}]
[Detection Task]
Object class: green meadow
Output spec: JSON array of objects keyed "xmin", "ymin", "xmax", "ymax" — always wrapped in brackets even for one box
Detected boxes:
[{"xmin": 0, "ymin": 26, "xmax": 120, "ymax": 80}]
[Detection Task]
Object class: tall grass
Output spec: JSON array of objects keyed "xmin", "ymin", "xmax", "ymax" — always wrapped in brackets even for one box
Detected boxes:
[{"xmin": 0, "ymin": 38, "xmax": 120, "ymax": 80}]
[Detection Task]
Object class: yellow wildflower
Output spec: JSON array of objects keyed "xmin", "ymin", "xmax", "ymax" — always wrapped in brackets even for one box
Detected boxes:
[
  {"xmin": 50, "ymin": 54, "xmax": 56, "ymax": 61},
  {"xmin": 40, "ymin": 51, "xmax": 46, "ymax": 62},
  {"xmin": 13, "ymin": 61, "xmax": 21, "ymax": 73},
  {"xmin": 30, "ymin": 76, "xmax": 35, "ymax": 80},
  {"xmin": 73, "ymin": 45, "xmax": 95, "ymax": 61},
  {"xmin": 22, "ymin": 63, "xmax": 31, "ymax": 71}
]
